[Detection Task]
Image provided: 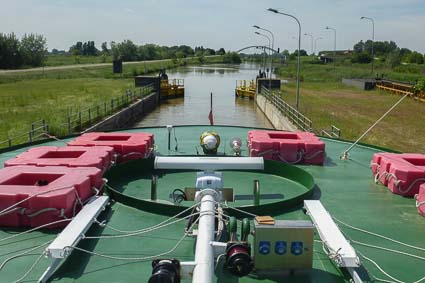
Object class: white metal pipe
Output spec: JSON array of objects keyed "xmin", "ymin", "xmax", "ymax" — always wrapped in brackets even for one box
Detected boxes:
[
  {"xmin": 154, "ymin": 156, "xmax": 264, "ymax": 171},
  {"xmin": 192, "ymin": 191, "xmax": 217, "ymax": 283}
]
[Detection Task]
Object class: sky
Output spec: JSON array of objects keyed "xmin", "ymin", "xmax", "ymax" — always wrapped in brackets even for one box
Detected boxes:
[{"xmin": 1, "ymin": 0, "xmax": 424, "ymax": 54}]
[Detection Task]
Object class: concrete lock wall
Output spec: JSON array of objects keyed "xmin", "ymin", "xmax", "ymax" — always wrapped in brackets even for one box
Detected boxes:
[
  {"xmin": 257, "ymin": 79, "xmax": 281, "ymax": 92},
  {"xmin": 85, "ymin": 92, "xmax": 159, "ymax": 132},
  {"xmin": 342, "ymin": 78, "xmax": 376, "ymax": 90},
  {"xmin": 255, "ymin": 94, "xmax": 297, "ymax": 131}
]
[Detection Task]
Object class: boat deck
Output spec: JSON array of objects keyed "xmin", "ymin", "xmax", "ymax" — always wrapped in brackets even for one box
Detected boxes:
[{"xmin": 0, "ymin": 125, "xmax": 424, "ymax": 283}]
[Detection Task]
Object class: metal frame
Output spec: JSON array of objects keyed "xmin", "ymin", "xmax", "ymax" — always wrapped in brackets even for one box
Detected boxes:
[
  {"xmin": 39, "ymin": 196, "xmax": 109, "ymax": 283},
  {"xmin": 260, "ymin": 86, "xmax": 313, "ymax": 132},
  {"xmin": 304, "ymin": 200, "xmax": 363, "ymax": 283}
]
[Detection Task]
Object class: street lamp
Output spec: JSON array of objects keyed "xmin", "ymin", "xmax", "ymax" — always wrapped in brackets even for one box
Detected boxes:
[
  {"xmin": 325, "ymin": 26, "xmax": 336, "ymax": 69},
  {"xmin": 361, "ymin": 16, "xmax": 375, "ymax": 75},
  {"xmin": 268, "ymin": 8, "xmax": 302, "ymax": 110},
  {"xmin": 314, "ymin": 37, "xmax": 323, "ymax": 55},
  {"xmin": 253, "ymin": 25, "xmax": 275, "ymax": 79},
  {"xmin": 304, "ymin": 33, "xmax": 314, "ymax": 55},
  {"xmin": 255, "ymin": 31, "xmax": 271, "ymax": 76}
]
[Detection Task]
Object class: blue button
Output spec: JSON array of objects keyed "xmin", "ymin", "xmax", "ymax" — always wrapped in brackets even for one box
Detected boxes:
[
  {"xmin": 275, "ymin": 241, "xmax": 287, "ymax": 255},
  {"xmin": 291, "ymin": 241, "xmax": 303, "ymax": 256},
  {"xmin": 259, "ymin": 241, "xmax": 271, "ymax": 255}
]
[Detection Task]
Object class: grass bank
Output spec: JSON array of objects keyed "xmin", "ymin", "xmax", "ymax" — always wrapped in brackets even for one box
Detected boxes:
[
  {"xmin": 274, "ymin": 59, "xmax": 425, "ymax": 152},
  {"xmin": 45, "ymin": 54, "xmax": 113, "ymax": 66},
  {"xmin": 0, "ymin": 56, "xmax": 223, "ymax": 145}
]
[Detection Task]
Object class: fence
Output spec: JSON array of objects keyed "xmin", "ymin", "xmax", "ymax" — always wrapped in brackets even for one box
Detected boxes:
[
  {"xmin": 0, "ymin": 84, "xmax": 154, "ymax": 150},
  {"xmin": 321, "ymin": 125, "xmax": 341, "ymax": 138},
  {"xmin": 260, "ymin": 86, "xmax": 313, "ymax": 132},
  {"xmin": 0, "ymin": 120, "xmax": 49, "ymax": 149}
]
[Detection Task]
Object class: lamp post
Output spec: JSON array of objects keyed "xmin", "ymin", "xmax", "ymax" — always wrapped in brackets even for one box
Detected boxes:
[
  {"xmin": 253, "ymin": 25, "xmax": 275, "ymax": 79},
  {"xmin": 304, "ymin": 33, "xmax": 314, "ymax": 55},
  {"xmin": 255, "ymin": 31, "xmax": 271, "ymax": 78},
  {"xmin": 361, "ymin": 16, "xmax": 375, "ymax": 75},
  {"xmin": 314, "ymin": 37, "xmax": 323, "ymax": 55},
  {"xmin": 325, "ymin": 26, "xmax": 336, "ymax": 69},
  {"xmin": 268, "ymin": 8, "xmax": 302, "ymax": 110}
]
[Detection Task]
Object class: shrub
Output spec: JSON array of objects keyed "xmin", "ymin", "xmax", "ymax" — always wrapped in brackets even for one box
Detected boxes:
[
  {"xmin": 351, "ymin": 52, "xmax": 372, "ymax": 63},
  {"xmin": 223, "ymin": 52, "xmax": 241, "ymax": 64}
]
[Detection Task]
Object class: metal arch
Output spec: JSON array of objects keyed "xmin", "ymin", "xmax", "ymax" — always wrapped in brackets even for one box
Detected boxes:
[{"xmin": 236, "ymin": 45, "xmax": 278, "ymax": 54}]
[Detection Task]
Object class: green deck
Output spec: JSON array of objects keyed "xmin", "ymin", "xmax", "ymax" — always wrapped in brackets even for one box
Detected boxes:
[{"xmin": 0, "ymin": 125, "xmax": 424, "ymax": 283}]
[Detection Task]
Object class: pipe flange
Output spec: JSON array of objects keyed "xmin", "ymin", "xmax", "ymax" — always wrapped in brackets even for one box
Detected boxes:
[{"xmin": 195, "ymin": 188, "xmax": 219, "ymax": 203}]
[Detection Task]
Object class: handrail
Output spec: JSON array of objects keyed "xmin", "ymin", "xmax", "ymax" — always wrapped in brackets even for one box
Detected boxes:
[
  {"xmin": 0, "ymin": 84, "xmax": 155, "ymax": 149},
  {"xmin": 260, "ymin": 86, "xmax": 313, "ymax": 132},
  {"xmin": 0, "ymin": 119, "xmax": 49, "ymax": 148},
  {"xmin": 62, "ymin": 84, "xmax": 154, "ymax": 134},
  {"xmin": 321, "ymin": 125, "xmax": 341, "ymax": 138}
]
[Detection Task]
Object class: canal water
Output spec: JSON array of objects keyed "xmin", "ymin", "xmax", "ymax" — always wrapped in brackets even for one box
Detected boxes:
[{"xmin": 134, "ymin": 63, "xmax": 273, "ymax": 128}]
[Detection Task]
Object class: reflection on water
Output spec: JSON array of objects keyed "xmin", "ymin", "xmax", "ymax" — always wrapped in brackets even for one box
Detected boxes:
[{"xmin": 134, "ymin": 63, "xmax": 273, "ymax": 128}]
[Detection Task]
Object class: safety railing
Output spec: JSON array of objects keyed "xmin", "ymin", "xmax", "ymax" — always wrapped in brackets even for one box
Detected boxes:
[
  {"xmin": 260, "ymin": 86, "xmax": 313, "ymax": 132},
  {"xmin": 62, "ymin": 84, "xmax": 154, "ymax": 134},
  {"xmin": 0, "ymin": 84, "xmax": 154, "ymax": 149},
  {"xmin": 0, "ymin": 119, "xmax": 49, "ymax": 149},
  {"xmin": 321, "ymin": 125, "xmax": 341, "ymax": 138}
]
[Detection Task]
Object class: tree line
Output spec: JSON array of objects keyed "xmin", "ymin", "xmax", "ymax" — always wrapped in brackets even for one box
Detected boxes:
[
  {"xmin": 352, "ymin": 40, "xmax": 424, "ymax": 66},
  {"xmin": 0, "ymin": 32, "xmax": 229, "ymax": 69},
  {"xmin": 0, "ymin": 33, "xmax": 47, "ymax": 69},
  {"xmin": 65, "ymin": 40, "xmax": 226, "ymax": 61},
  {"xmin": 108, "ymin": 40, "xmax": 225, "ymax": 61}
]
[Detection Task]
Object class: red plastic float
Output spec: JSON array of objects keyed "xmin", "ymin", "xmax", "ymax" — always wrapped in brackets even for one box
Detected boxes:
[
  {"xmin": 248, "ymin": 130, "xmax": 325, "ymax": 165},
  {"xmin": 371, "ymin": 153, "xmax": 425, "ymax": 196},
  {"xmin": 67, "ymin": 132, "xmax": 154, "ymax": 162},
  {"xmin": 4, "ymin": 146, "xmax": 114, "ymax": 171},
  {"xmin": 416, "ymin": 185, "xmax": 425, "ymax": 217},
  {"xmin": 0, "ymin": 166, "xmax": 103, "ymax": 228}
]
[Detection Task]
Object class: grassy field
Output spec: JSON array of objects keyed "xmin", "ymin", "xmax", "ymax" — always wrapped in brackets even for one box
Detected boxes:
[
  {"xmin": 275, "ymin": 57, "xmax": 425, "ymax": 83},
  {"xmin": 274, "ymin": 58, "xmax": 425, "ymax": 152},
  {"xmin": 45, "ymin": 54, "xmax": 113, "ymax": 66},
  {"xmin": 0, "ymin": 56, "xmax": 223, "ymax": 145}
]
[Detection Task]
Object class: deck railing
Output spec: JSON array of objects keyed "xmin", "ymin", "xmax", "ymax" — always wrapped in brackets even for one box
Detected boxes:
[
  {"xmin": 0, "ymin": 84, "xmax": 154, "ymax": 150},
  {"xmin": 260, "ymin": 86, "xmax": 313, "ymax": 132}
]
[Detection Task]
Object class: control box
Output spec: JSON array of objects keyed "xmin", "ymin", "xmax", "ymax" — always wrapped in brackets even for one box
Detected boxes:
[{"xmin": 253, "ymin": 220, "xmax": 314, "ymax": 270}]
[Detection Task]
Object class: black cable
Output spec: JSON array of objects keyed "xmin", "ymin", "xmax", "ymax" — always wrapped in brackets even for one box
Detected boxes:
[
  {"xmin": 173, "ymin": 127, "xmax": 178, "ymax": 151},
  {"xmin": 172, "ymin": 189, "xmax": 187, "ymax": 204}
]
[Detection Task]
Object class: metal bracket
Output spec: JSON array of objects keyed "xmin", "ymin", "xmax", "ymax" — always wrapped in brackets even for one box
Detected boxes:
[
  {"xmin": 304, "ymin": 200, "xmax": 363, "ymax": 283},
  {"xmin": 38, "ymin": 196, "xmax": 109, "ymax": 283}
]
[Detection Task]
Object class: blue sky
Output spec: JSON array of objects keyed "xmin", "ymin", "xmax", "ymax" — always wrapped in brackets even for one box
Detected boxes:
[{"xmin": 1, "ymin": 0, "xmax": 424, "ymax": 53}]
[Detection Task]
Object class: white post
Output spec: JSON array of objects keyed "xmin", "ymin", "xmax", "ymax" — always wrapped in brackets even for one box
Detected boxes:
[{"xmin": 192, "ymin": 189, "xmax": 217, "ymax": 283}]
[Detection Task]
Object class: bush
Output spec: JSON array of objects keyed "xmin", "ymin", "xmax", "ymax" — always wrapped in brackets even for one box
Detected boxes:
[
  {"xmin": 223, "ymin": 52, "xmax": 241, "ymax": 64},
  {"xmin": 408, "ymin": 52, "xmax": 424, "ymax": 64},
  {"xmin": 413, "ymin": 78, "xmax": 425, "ymax": 94},
  {"xmin": 351, "ymin": 52, "xmax": 372, "ymax": 63}
]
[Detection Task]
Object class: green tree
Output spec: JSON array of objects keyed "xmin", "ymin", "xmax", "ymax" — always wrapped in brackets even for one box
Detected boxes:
[
  {"xmin": 110, "ymin": 41, "xmax": 120, "ymax": 60},
  {"xmin": 223, "ymin": 52, "xmax": 241, "ymax": 64},
  {"xmin": 216, "ymin": 48, "xmax": 226, "ymax": 55},
  {"xmin": 408, "ymin": 52, "xmax": 424, "ymax": 64},
  {"xmin": 293, "ymin": 49, "xmax": 308, "ymax": 56},
  {"xmin": 20, "ymin": 33, "xmax": 47, "ymax": 67},
  {"xmin": 351, "ymin": 52, "xmax": 372, "ymax": 63},
  {"xmin": 116, "ymin": 40, "xmax": 138, "ymax": 61},
  {"xmin": 101, "ymin": 42, "xmax": 109, "ymax": 54},
  {"xmin": 0, "ymin": 32, "xmax": 23, "ymax": 68}
]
